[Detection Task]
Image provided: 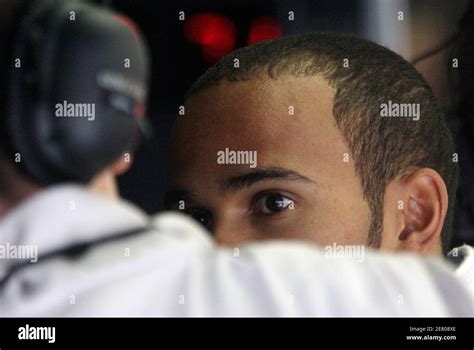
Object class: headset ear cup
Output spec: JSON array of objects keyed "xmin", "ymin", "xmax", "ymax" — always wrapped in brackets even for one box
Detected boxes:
[
  {"xmin": 4, "ymin": 20, "xmax": 36, "ymax": 179},
  {"xmin": 5, "ymin": 0, "xmax": 65, "ymax": 184},
  {"xmin": 6, "ymin": 58, "xmax": 52, "ymax": 184}
]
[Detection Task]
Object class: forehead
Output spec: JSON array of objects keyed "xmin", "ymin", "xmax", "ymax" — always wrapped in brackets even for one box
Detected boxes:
[
  {"xmin": 170, "ymin": 75, "xmax": 345, "ymax": 184},
  {"xmin": 183, "ymin": 75, "xmax": 335, "ymax": 129}
]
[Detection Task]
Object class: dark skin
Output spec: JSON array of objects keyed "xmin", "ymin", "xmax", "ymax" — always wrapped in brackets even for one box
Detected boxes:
[{"xmin": 168, "ymin": 75, "xmax": 447, "ymax": 255}]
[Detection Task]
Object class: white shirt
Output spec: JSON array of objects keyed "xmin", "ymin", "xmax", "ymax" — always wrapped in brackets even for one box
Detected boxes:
[
  {"xmin": 0, "ymin": 185, "xmax": 472, "ymax": 316},
  {"xmin": 449, "ymin": 245, "xmax": 474, "ymax": 296}
]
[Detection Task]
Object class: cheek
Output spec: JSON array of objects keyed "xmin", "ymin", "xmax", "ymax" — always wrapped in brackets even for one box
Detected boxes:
[
  {"xmin": 243, "ymin": 203, "xmax": 367, "ymax": 247},
  {"xmin": 296, "ymin": 188, "xmax": 370, "ymax": 246}
]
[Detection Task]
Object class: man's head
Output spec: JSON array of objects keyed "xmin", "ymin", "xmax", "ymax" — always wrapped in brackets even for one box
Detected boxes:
[
  {"xmin": 168, "ymin": 32, "xmax": 458, "ymax": 255},
  {"xmin": 0, "ymin": 0, "xmax": 145, "ymax": 216}
]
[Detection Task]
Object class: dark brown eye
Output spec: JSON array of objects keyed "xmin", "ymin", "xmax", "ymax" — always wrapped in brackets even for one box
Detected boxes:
[{"xmin": 254, "ymin": 193, "xmax": 294, "ymax": 215}]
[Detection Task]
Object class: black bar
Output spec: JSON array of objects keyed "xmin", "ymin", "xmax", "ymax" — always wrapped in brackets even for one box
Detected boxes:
[{"xmin": 0, "ymin": 317, "xmax": 472, "ymax": 349}]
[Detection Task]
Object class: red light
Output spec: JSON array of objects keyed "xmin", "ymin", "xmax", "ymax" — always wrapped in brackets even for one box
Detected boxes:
[
  {"xmin": 184, "ymin": 13, "xmax": 237, "ymax": 63},
  {"xmin": 247, "ymin": 16, "xmax": 282, "ymax": 45},
  {"xmin": 132, "ymin": 103, "xmax": 145, "ymax": 120}
]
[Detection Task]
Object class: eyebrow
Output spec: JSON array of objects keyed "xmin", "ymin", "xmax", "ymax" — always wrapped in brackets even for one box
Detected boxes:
[
  {"xmin": 224, "ymin": 167, "xmax": 316, "ymax": 192},
  {"xmin": 165, "ymin": 168, "xmax": 316, "ymax": 207}
]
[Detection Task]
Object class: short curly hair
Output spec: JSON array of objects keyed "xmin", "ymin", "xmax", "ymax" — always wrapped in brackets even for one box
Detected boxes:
[{"xmin": 187, "ymin": 32, "xmax": 459, "ymax": 253}]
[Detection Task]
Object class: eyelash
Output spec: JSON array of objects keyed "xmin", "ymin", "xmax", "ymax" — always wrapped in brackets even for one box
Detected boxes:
[
  {"xmin": 251, "ymin": 190, "xmax": 295, "ymax": 216},
  {"xmin": 171, "ymin": 190, "xmax": 296, "ymax": 231}
]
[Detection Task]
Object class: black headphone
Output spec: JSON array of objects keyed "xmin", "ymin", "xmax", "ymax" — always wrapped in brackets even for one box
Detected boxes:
[{"xmin": 2, "ymin": 0, "xmax": 151, "ymax": 185}]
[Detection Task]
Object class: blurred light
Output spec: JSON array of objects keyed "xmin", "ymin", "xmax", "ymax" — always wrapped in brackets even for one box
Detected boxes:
[
  {"xmin": 113, "ymin": 15, "xmax": 140, "ymax": 40},
  {"xmin": 184, "ymin": 13, "xmax": 237, "ymax": 63},
  {"xmin": 247, "ymin": 16, "xmax": 282, "ymax": 45}
]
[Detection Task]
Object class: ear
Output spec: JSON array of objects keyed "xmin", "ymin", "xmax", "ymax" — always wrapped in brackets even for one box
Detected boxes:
[
  {"xmin": 88, "ymin": 153, "xmax": 134, "ymax": 199},
  {"xmin": 110, "ymin": 152, "xmax": 134, "ymax": 175},
  {"xmin": 391, "ymin": 168, "xmax": 448, "ymax": 255}
]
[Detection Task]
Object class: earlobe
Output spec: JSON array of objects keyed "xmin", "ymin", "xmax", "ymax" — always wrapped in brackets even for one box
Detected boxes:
[
  {"xmin": 111, "ymin": 153, "xmax": 134, "ymax": 175},
  {"xmin": 397, "ymin": 168, "xmax": 447, "ymax": 254},
  {"xmin": 88, "ymin": 154, "xmax": 134, "ymax": 199}
]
